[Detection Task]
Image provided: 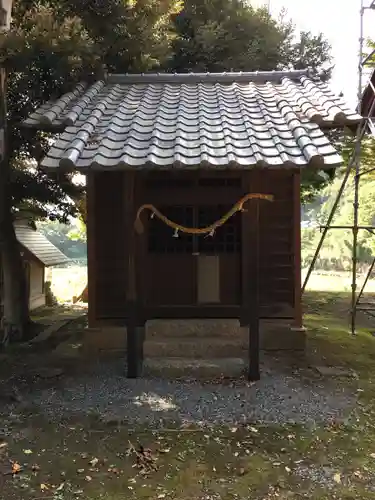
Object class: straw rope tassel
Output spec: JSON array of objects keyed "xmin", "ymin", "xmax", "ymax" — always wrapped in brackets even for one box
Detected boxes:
[{"xmin": 134, "ymin": 193, "xmax": 274, "ymax": 236}]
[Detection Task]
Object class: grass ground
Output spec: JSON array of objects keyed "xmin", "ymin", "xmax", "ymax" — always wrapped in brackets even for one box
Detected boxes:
[{"xmin": 2, "ymin": 291, "xmax": 375, "ymax": 498}]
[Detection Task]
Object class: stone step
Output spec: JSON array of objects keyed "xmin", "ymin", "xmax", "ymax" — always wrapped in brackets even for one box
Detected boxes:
[
  {"xmin": 143, "ymin": 357, "xmax": 246, "ymax": 379},
  {"xmin": 147, "ymin": 319, "xmax": 242, "ymax": 338},
  {"xmin": 143, "ymin": 337, "xmax": 247, "ymax": 359}
]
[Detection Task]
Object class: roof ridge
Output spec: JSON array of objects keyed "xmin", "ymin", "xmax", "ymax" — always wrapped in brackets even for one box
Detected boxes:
[{"xmin": 107, "ymin": 70, "xmax": 313, "ymax": 85}]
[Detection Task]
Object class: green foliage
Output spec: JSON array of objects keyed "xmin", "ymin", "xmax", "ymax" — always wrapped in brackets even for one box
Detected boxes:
[
  {"xmin": 364, "ymin": 38, "xmax": 375, "ymax": 67},
  {"xmin": 67, "ymin": 217, "xmax": 87, "ymax": 243},
  {"xmin": 1, "ymin": 3, "xmax": 100, "ymax": 221},
  {"xmin": 302, "ymin": 137, "xmax": 375, "ymax": 271},
  {"xmin": 169, "ymin": 0, "xmax": 332, "ymax": 74},
  {"xmin": 169, "ymin": 1, "xmax": 287, "ymax": 72},
  {"xmin": 0, "ymin": 0, "xmax": 182, "ymax": 223},
  {"xmin": 37, "ymin": 218, "xmax": 87, "ymax": 260},
  {"xmin": 61, "ymin": 0, "xmax": 182, "ymax": 72}
]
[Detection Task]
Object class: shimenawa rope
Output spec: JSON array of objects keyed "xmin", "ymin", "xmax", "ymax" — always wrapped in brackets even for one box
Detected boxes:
[{"xmin": 134, "ymin": 193, "xmax": 274, "ymax": 237}]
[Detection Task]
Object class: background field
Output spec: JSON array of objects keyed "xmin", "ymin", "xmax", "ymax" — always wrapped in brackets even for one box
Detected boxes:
[{"xmin": 49, "ymin": 265, "xmax": 375, "ymax": 304}]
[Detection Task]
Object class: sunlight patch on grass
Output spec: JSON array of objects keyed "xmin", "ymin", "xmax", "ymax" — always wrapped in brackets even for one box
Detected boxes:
[
  {"xmin": 50, "ymin": 265, "xmax": 87, "ymax": 303},
  {"xmin": 303, "ymin": 269, "xmax": 375, "ymax": 293},
  {"xmin": 132, "ymin": 393, "xmax": 178, "ymax": 411}
]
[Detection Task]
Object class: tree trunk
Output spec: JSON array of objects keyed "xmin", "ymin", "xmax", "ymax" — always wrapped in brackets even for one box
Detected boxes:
[
  {"xmin": 0, "ymin": 216, "xmax": 31, "ymax": 345},
  {"xmin": 0, "ymin": 63, "xmax": 31, "ymax": 346}
]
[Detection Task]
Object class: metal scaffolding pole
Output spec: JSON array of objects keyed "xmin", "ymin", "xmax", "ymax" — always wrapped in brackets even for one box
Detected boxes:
[
  {"xmin": 302, "ymin": 0, "xmax": 375, "ymax": 335},
  {"xmin": 350, "ymin": 0, "xmax": 366, "ymax": 334}
]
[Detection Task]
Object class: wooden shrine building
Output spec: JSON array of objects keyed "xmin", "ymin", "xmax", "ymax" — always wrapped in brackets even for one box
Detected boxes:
[{"xmin": 24, "ymin": 70, "xmax": 361, "ymax": 379}]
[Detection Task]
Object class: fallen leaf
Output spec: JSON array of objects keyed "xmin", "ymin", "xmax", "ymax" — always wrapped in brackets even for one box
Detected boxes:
[
  {"xmin": 89, "ymin": 457, "xmax": 99, "ymax": 467},
  {"xmin": 158, "ymin": 495, "xmax": 166, "ymax": 499},
  {"xmin": 77, "ymin": 469, "xmax": 85, "ymax": 474},
  {"xmin": 12, "ymin": 462, "xmax": 21, "ymax": 474},
  {"xmin": 40, "ymin": 483, "xmax": 49, "ymax": 491},
  {"xmin": 85, "ymin": 475, "xmax": 92, "ymax": 482},
  {"xmin": 285, "ymin": 466, "xmax": 291, "ymax": 473},
  {"xmin": 333, "ymin": 472, "xmax": 342, "ymax": 484},
  {"xmin": 231, "ymin": 427, "xmax": 238, "ymax": 433},
  {"xmin": 56, "ymin": 482, "xmax": 65, "ymax": 491},
  {"xmin": 370, "ymin": 453, "xmax": 375, "ymax": 459},
  {"xmin": 23, "ymin": 449, "xmax": 33, "ymax": 455},
  {"xmin": 249, "ymin": 427, "xmax": 258, "ymax": 433}
]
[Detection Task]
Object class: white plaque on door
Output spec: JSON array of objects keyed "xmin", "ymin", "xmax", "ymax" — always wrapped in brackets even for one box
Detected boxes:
[{"xmin": 197, "ymin": 255, "xmax": 220, "ymax": 303}]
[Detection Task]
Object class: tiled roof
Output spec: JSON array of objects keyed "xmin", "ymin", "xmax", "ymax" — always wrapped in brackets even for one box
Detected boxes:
[
  {"xmin": 23, "ymin": 70, "xmax": 362, "ymax": 170},
  {"xmin": 14, "ymin": 222, "xmax": 70, "ymax": 267}
]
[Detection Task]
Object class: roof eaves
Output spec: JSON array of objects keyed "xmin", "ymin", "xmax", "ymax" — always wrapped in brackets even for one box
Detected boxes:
[{"xmin": 21, "ymin": 120, "xmax": 66, "ymax": 133}]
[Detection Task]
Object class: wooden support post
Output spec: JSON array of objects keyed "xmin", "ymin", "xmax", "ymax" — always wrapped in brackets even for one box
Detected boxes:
[
  {"xmin": 86, "ymin": 173, "xmax": 97, "ymax": 328},
  {"xmin": 248, "ymin": 199, "xmax": 260, "ymax": 381},
  {"xmin": 293, "ymin": 172, "xmax": 303, "ymax": 329},
  {"xmin": 126, "ymin": 301, "xmax": 144, "ymax": 378},
  {"xmin": 125, "ymin": 172, "xmax": 143, "ymax": 378},
  {"xmin": 241, "ymin": 174, "xmax": 251, "ymax": 328},
  {"xmin": 241, "ymin": 171, "xmax": 261, "ymax": 381}
]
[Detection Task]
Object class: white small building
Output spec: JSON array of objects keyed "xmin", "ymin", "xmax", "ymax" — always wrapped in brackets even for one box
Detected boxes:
[{"xmin": 0, "ymin": 219, "xmax": 70, "ymax": 311}]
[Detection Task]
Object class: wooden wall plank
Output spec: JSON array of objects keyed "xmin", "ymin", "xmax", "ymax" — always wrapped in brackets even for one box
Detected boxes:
[{"xmin": 94, "ymin": 172, "xmax": 127, "ymax": 319}]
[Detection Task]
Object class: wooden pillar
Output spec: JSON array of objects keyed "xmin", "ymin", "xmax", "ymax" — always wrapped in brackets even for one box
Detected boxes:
[
  {"xmin": 241, "ymin": 173, "xmax": 251, "ymax": 328},
  {"xmin": 86, "ymin": 173, "xmax": 97, "ymax": 327},
  {"xmin": 125, "ymin": 171, "xmax": 143, "ymax": 378},
  {"xmin": 241, "ymin": 171, "xmax": 261, "ymax": 381},
  {"xmin": 293, "ymin": 171, "xmax": 303, "ymax": 329}
]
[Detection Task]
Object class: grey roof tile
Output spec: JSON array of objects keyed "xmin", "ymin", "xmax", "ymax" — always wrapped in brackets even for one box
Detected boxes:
[
  {"xmin": 23, "ymin": 70, "xmax": 362, "ymax": 170},
  {"xmin": 14, "ymin": 222, "xmax": 70, "ymax": 267}
]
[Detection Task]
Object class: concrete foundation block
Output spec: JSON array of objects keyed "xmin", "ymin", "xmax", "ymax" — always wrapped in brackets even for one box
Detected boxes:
[
  {"xmin": 82, "ymin": 319, "xmax": 306, "ymax": 358},
  {"xmin": 258, "ymin": 321, "xmax": 306, "ymax": 351},
  {"xmin": 82, "ymin": 327, "xmax": 127, "ymax": 356}
]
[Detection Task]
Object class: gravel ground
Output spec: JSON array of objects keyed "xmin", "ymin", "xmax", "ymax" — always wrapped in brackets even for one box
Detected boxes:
[{"xmin": 17, "ymin": 359, "xmax": 356, "ymax": 427}]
